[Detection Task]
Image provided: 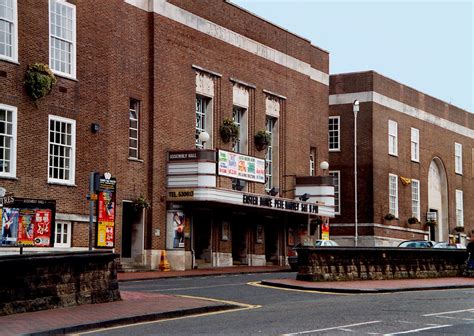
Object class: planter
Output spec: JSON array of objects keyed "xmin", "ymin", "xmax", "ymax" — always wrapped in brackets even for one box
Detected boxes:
[
  {"xmin": 254, "ymin": 130, "xmax": 271, "ymax": 151},
  {"xmin": 220, "ymin": 118, "xmax": 239, "ymax": 144},
  {"xmin": 454, "ymin": 226, "xmax": 464, "ymax": 233},
  {"xmin": 407, "ymin": 217, "xmax": 419, "ymax": 225},
  {"xmin": 24, "ymin": 63, "xmax": 56, "ymax": 102}
]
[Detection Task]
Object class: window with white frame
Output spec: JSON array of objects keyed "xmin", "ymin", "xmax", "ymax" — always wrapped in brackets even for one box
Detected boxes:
[
  {"xmin": 48, "ymin": 115, "xmax": 75, "ymax": 184},
  {"xmin": 0, "ymin": 103, "xmax": 16, "ymax": 178},
  {"xmin": 129, "ymin": 99, "xmax": 139, "ymax": 159},
  {"xmin": 411, "ymin": 127, "xmax": 419, "ymax": 162},
  {"xmin": 0, "ymin": 0, "xmax": 17, "ymax": 62},
  {"xmin": 389, "ymin": 174, "xmax": 398, "ymax": 217},
  {"xmin": 54, "ymin": 221, "xmax": 71, "ymax": 247},
  {"xmin": 329, "ymin": 171, "xmax": 340, "ymax": 214},
  {"xmin": 49, "ymin": 0, "xmax": 76, "ymax": 78},
  {"xmin": 265, "ymin": 116, "xmax": 277, "ymax": 191},
  {"xmin": 411, "ymin": 179, "xmax": 420, "ymax": 219},
  {"xmin": 328, "ymin": 116, "xmax": 340, "ymax": 151},
  {"xmin": 455, "ymin": 190, "xmax": 463, "ymax": 227},
  {"xmin": 455, "ymin": 142, "xmax": 462, "ymax": 174},
  {"xmin": 195, "ymin": 95, "xmax": 212, "ymax": 149},
  {"xmin": 388, "ymin": 120, "xmax": 398, "ymax": 156},
  {"xmin": 232, "ymin": 106, "xmax": 247, "ymax": 154}
]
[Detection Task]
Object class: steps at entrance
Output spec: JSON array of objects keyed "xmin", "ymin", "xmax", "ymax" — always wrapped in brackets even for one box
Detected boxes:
[{"xmin": 118, "ymin": 261, "xmax": 150, "ymax": 273}]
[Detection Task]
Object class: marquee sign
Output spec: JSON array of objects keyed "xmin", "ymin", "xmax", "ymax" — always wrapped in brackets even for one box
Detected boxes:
[
  {"xmin": 242, "ymin": 194, "xmax": 319, "ymax": 214},
  {"xmin": 218, "ymin": 150, "xmax": 265, "ymax": 183}
]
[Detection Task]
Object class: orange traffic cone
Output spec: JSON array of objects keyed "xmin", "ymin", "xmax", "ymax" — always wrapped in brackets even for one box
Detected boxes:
[{"xmin": 159, "ymin": 250, "xmax": 170, "ymax": 272}]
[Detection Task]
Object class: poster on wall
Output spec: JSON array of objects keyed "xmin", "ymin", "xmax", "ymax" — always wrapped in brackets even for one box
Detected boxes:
[
  {"xmin": 96, "ymin": 174, "xmax": 117, "ymax": 248},
  {"xmin": 17, "ymin": 209, "xmax": 35, "ymax": 245},
  {"xmin": 34, "ymin": 209, "xmax": 52, "ymax": 247},
  {"xmin": 166, "ymin": 210, "xmax": 185, "ymax": 249},
  {"xmin": 1, "ymin": 208, "xmax": 19, "ymax": 245}
]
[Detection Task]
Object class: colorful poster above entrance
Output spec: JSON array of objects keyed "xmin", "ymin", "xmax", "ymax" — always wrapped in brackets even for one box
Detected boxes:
[
  {"xmin": 218, "ymin": 150, "xmax": 265, "ymax": 183},
  {"xmin": 96, "ymin": 174, "xmax": 117, "ymax": 248}
]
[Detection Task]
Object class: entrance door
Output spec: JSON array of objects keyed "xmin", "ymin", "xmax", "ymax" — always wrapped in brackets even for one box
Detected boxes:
[
  {"xmin": 193, "ymin": 213, "xmax": 212, "ymax": 268},
  {"xmin": 428, "ymin": 159, "xmax": 448, "ymax": 241},
  {"xmin": 264, "ymin": 222, "xmax": 279, "ymax": 265},
  {"xmin": 121, "ymin": 201, "xmax": 144, "ymax": 262},
  {"xmin": 232, "ymin": 221, "xmax": 248, "ymax": 265}
]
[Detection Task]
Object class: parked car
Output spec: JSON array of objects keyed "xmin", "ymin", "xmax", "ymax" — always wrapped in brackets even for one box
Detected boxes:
[
  {"xmin": 397, "ymin": 240, "xmax": 434, "ymax": 248},
  {"xmin": 433, "ymin": 242, "xmax": 466, "ymax": 249},
  {"xmin": 314, "ymin": 240, "xmax": 339, "ymax": 247},
  {"xmin": 288, "ymin": 240, "xmax": 340, "ymax": 271}
]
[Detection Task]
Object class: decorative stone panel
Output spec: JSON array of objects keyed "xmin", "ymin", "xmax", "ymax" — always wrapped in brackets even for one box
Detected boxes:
[{"xmin": 196, "ymin": 71, "xmax": 214, "ymax": 97}]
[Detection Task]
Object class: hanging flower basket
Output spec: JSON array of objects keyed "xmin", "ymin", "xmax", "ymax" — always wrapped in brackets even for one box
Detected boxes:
[
  {"xmin": 24, "ymin": 63, "xmax": 56, "ymax": 102},
  {"xmin": 384, "ymin": 213, "xmax": 396, "ymax": 221},
  {"xmin": 254, "ymin": 129, "xmax": 271, "ymax": 151},
  {"xmin": 219, "ymin": 118, "xmax": 239, "ymax": 144},
  {"xmin": 407, "ymin": 216, "xmax": 419, "ymax": 225},
  {"xmin": 454, "ymin": 226, "xmax": 464, "ymax": 233},
  {"xmin": 133, "ymin": 195, "xmax": 150, "ymax": 211}
]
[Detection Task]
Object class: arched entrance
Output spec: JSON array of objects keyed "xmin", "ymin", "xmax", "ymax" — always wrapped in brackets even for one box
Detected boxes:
[{"xmin": 427, "ymin": 158, "xmax": 448, "ymax": 241}]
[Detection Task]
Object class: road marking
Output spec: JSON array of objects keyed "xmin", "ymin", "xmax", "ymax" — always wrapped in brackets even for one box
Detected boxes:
[
  {"xmin": 384, "ymin": 324, "xmax": 452, "ymax": 335},
  {"xmin": 149, "ymin": 282, "xmax": 247, "ymax": 292},
  {"xmin": 437, "ymin": 315, "xmax": 474, "ymax": 321},
  {"xmin": 423, "ymin": 308, "xmax": 474, "ymax": 316},
  {"xmin": 248, "ymin": 281, "xmax": 355, "ymax": 295},
  {"xmin": 282, "ymin": 321, "xmax": 381, "ymax": 335},
  {"xmin": 76, "ymin": 296, "xmax": 260, "ymax": 335}
]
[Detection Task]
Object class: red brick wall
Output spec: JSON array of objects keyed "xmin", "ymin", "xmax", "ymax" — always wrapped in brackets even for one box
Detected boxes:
[
  {"xmin": 329, "ymin": 71, "xmax": 473, "ymax": 243},
  {"xmin": 1, "ymin": 0, "xmax": 329, "ymax": 255}
]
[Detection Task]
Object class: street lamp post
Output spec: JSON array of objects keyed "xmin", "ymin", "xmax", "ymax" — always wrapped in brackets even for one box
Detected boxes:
[{"xmin": 353, "ymin": 100, "xmax": 359, "ymax": 247}]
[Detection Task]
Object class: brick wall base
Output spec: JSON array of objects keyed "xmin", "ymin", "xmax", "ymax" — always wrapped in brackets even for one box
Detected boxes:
[
  {"xmin": 0, "ymin": 251, "xmax": 121, "ymax": 316},
  {"xmin": 296, "ymin": 247, "xmax": 467, "ymax": 281}
]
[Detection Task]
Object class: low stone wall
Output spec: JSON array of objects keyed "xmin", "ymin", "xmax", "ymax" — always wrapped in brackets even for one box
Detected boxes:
[
  {"xmin": 0, "ymin": 251, "xmax": 121, "ymax": 316},
  {"xmin": 296, "ymin": 247, "xmax": 467, "ymax": 281}
]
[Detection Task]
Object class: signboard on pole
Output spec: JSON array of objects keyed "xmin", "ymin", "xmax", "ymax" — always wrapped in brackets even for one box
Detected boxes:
[
  {"xmin": 96, "ymin": 173, "xmax": 117, "ymax": 248},
  {"xmin": 1, "ymin": 198, "xmax": 55, "ymax": 247}
]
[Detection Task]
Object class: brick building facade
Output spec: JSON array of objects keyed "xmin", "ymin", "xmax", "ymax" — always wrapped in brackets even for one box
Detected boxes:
[
  {"xmin": 328, "ymin": 71, "xmax": 473, "ymax": 247},
  {"xmin": 0, "ymin": 0, "xmax": 333, "ymax": 270}
]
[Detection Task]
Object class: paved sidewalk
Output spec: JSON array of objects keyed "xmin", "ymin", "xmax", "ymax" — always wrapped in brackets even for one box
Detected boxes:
[
  {"xmin": 261, "ymin": 277, "xmax": 474, "ymax": 293},
  {"xmin": 1, "ymin": 266, "xmax": 473, "ymax": 335}
]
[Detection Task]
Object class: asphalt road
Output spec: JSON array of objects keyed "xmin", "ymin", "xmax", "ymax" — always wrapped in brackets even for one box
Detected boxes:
[{"xmin": 83, "ymin": 272, "xmax": 474, "ymax": 335}]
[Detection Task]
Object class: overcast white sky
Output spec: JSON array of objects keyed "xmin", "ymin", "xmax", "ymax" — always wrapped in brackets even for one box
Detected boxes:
[{"xmin": 232, "ymin": 0, "xmax": 473, "ymax": 112}]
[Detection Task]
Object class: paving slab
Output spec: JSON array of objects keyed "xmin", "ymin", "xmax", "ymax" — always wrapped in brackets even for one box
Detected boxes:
[{"xmin": 0, "ymin": 291, "xmax": 237, "ymax": 336}]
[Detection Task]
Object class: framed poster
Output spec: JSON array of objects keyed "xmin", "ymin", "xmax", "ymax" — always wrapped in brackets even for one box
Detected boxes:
[
  {"xmin": 256, "ymin": 224, "xmax": 263, "ymax": 243},
  {"xmin": 287, "ymin": 227, "xmax": 295, "ymax": 246},
  {"xmin": 222, "ymin": 221, "xmax": 230, "ymax": 241}
]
